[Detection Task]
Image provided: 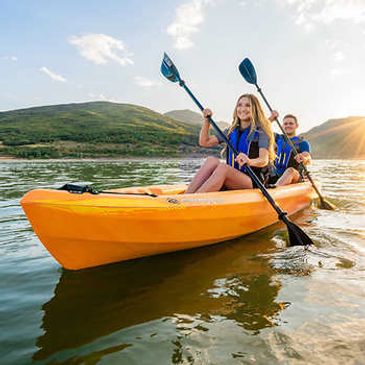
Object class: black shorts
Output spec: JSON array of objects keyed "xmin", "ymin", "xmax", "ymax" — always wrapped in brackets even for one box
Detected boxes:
[
  {"xmin": 266, "ymin": 174, "xmax": 279, "ymax": 186},
  {"xmin": 250, "ymin": 171, "xmax": 265, "ymax": 189},
  {"xmin": 265, "ymin": 170, "xmax": 304, "ymax": 187}
]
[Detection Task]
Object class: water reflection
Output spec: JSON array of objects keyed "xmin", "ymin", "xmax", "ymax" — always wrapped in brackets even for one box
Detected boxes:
[
  {"xmin": 33, "ymin": 234, "xmax": 287, "ymax": 362},
  {"xmin": 1, "ymin": 159, "xmax": 364, "ymax": 364},
  {"xmin": 0, "ymin": 159, "xmax": 196, "ymax": 201}
]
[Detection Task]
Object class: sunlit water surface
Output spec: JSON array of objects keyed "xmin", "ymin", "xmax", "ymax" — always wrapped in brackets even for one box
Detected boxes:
[{"xmin": 0, "ymin": 159, "xmax": 364, "ymax": 364}]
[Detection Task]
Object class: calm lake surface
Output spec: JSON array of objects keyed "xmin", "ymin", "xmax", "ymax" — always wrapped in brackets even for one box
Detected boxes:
[{"xmin": 1, "ymin": 159, "xmax": 364, "ymax": 365}]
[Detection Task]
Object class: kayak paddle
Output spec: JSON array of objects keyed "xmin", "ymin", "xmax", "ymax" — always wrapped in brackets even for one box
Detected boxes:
[
  {"xmin": 160, "ymin": 52, "xmax": 314, "ymax": 247},
  {"xmin": 238, "ymin": 57, "xmax": 336, "ymax": 211}
]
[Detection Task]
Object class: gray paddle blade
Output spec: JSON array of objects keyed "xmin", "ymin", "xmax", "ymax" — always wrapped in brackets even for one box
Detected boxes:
[
  {"xmin": 239, "ymin": 58, "xmax": 257, "ymax": 85},
  {"xmin": 160, "ymin": 53, "xmax": 181, "ymax": 83},
  {"xmin": 287, "ymin": 220, "xmax": 313, "ymax": 246},
  {"xmin": 320, "ymin": 198, "xmax": 336, "ymax": 211}
]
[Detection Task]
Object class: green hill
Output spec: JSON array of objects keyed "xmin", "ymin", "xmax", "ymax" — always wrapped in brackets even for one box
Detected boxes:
[
  {"xmin": 164, "ymin": 109, "xmax": 202, "ymax": 125},
  {"xmin": 164, "ymin": 109, "xmax": 230, "ymax": 130},
  {"xmin": 0, "ymin": 102, "xmax": 215, "ymax": 158},
  {"xmin": 301, "ymin": 116, "xmax": 365, "ymax": 159},
  {"xmin": 1, "ymin": 102, "xmax": 362, "ymax": 159}
]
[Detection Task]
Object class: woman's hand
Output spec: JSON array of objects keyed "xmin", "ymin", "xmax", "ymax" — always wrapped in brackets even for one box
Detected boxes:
[
  {"xmin": 235, "ymin": 153, "xmax": 250, "ymax": 168},
  {"xmin": 199, "ymin": 108, "xmax": 219, "ymax": 147},
  {"xmin": 268, "ymin": 110, "xmax": 279, "ymax": 122},
  {"xmin": 203, "ymin": 108, "xmax": 213, "ymax": 119}
]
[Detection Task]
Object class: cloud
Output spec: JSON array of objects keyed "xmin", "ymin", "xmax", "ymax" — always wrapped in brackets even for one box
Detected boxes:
[
  {"xmin": 69, "ymin": 33, "xmax": 134, "ymax": 66},
  {"xmin": 167, "ymin": 0, "xmax": 212, "ymax": 49},
  {"xmin": 0, "ymin": 55, "xmax": 18, "ymax": 62},
  {"xmin": 330, "ymin": 67, "xmax": 347, "ymax": 77},
  {"xmin": 134, "ymin": 76, "xmax": 162, "ymax": 89},
  {"xmin": 325, "ymin": 39, "xmax": 339, "ymax": 49},
  {"xmin": 88, "ymin": 92, "xmax": 119, "ymax": 103},
  {"xmin": 333, "ymin": 51, "xmax": 345, "ymax": 62},
  {"xmin": 39, "ymin": 67, "xmax": 67, "ymax": 82},
  {"xmin": 282, "ymin": 0, "xmax": 365, "ymax": 29}
]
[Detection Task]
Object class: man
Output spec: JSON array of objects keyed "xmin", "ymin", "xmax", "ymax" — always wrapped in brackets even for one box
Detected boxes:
[{"xmin": 268, "ymin": 114, "xmax": 311, "ymax": 187}]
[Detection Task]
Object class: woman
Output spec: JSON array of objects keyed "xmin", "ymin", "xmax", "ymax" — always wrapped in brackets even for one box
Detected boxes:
[{"xmin": 185, "ymin": 94, "xmax": 275, "ymax": 193}]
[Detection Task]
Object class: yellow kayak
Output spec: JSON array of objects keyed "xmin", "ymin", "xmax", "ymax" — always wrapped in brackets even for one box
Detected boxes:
[{"xmin": 21, "ymin": 183, "xmax": 315, "ymax": 270}]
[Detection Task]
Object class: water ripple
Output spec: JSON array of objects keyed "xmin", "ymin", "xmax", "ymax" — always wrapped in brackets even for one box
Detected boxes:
[{"xmin": 0, "ymin": 159, "xmax": 364, "ymax": 364}]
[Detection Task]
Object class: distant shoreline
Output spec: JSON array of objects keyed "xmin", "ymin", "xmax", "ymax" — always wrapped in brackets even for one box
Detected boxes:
[
  {"xmin": 0, "ymin": 156, "xmax": 206, "ymax": 163},
  {"xmin": 0, "ymin": 156, "xmax": 364, "ymax": 163}
]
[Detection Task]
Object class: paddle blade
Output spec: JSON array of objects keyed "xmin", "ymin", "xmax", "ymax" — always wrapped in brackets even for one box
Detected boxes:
[
  {"xmin": 320, "ymin": 198, "xmax": 336, "ymax": 211},
  {"xmin": 160, "ymin": 53, "xmax": 181, "ymax": 83},
  {"xmin": 238, "ymin": 58, "xmax": 257, "ymax": 85},
  {"xmin": 286, "ymin": 219, "xmax": 314, "ymax": 246}
]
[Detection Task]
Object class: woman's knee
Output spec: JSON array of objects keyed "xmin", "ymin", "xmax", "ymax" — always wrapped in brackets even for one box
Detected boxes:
[
  {"xmin": 214, "ymin": 162, "xmax": 230, "ymax": 176},
  {"xmin": 204, "ymin": 156, "xmax": 220, "ymax": 167}
]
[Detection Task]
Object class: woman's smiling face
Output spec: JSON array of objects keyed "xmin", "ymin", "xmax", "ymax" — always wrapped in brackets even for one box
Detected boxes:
[{"xmin": 236, "ymin": 96, "xmax": 252, "ymax": 122}]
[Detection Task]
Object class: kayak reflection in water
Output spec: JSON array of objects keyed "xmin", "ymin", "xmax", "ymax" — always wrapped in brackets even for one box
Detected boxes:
[
  {"xmin": 33, "ymin": 240, "xmax": 287, "ymax": 363},
  {"xmin": 185, "ymin": 94, "xmax": 276, "ymax": 193}
]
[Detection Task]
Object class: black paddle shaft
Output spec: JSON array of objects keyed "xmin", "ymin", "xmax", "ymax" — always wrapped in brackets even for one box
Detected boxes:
[
  {"xmin": 254, "ymin": 85, "xmax": 327, "ymax": 204},
  {"xmin": 161, "ymin": 52, "xmax": 313, "ymax": 245},
  {"xmin": 179, "ymin": 79, "xmax": 291, "ymax": 221},
  {"xmin": 238, "ymin": 57, "xmax": 334, "ymax": 210}
]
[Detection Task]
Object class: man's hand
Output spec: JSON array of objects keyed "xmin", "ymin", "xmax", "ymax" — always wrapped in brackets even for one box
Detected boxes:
[{"xmin": 294, "ymin": 152, "xmax": 310, "ymax": 164}]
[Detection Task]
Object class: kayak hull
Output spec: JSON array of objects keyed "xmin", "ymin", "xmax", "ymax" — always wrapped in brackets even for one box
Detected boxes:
[{"xmin": 21, "ymin": 183, "xmax": 315, "ymax": 270}]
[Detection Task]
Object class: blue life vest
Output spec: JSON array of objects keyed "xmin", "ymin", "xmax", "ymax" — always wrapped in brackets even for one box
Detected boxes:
[
  {"xmin": 226, "ymin": 127, "xmax": 260, "ymax": 174},
  {"xmin": 275, "ymin": 134, "xmax": 303, "ymax": 176}
]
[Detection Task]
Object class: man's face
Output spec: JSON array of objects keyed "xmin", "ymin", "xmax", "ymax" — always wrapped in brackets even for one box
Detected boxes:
[{"xmin": 282, "ymin": 117, "xmax": 298, "ymax": 135}]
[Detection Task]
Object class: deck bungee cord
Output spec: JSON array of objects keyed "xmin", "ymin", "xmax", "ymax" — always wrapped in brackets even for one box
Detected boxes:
[{"xmin": 58, "ymin": 183, "xmax": 158, "ymax": 197}]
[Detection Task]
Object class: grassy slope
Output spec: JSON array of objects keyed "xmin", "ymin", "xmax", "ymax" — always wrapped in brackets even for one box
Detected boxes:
[
  {"xmin": 301, "ymin": 116, "xmax": 365, "ymax": 159},
  {"xmin": 164, "ymin": 109, "xmax": 230, "ymax": 130},
  {"xmin": 1, "ymin": 102, "xmax": 363, "ymax": 159},
  {"xmin": 0, "ymin": 102, "xmax": 214, "ymax": 158},
  {"xmin": 164, "ymin": 109, "xmax": 203, "ymax": 125}
]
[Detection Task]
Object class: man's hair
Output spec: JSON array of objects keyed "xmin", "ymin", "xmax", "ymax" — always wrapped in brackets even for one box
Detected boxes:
[{"xmin": 283, "ymin": 114, "xmax": 298, "ymax": 125}]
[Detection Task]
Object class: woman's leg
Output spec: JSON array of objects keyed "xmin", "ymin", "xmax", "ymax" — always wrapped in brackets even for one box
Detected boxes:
[
  {"xmin": 196, "ymin": 163, "xmax": 253, "ymax": 193},
  {"xmin": 275, "ymin": 167, "xmax": 300, "ymax": 186},
  {"xmin": 185, "ymin": 156, "xmax": 221, "ymax": 194}
]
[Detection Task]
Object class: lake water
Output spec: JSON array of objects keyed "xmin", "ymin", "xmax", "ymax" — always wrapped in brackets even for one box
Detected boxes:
[{"xmin": 0, "ymin": 159, "xmax": 364, "ymax": 364}]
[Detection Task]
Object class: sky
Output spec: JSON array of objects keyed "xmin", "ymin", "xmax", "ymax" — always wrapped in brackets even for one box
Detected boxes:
[{"xmin": 1, "ymin": 0, "xmax": 365, "ymax": 133}]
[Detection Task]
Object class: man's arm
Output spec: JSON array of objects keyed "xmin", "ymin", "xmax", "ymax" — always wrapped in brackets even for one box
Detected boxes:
[{"xmin": 295, "ymin": 140, "xmax": 311, "ymax": 165}]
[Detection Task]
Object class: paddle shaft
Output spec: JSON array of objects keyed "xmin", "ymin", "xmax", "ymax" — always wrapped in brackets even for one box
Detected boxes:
[
  {"xmin": 179, "ymin": 80, "xmax": 290, "ymax": 220},
  {"xmin": 254, "ymin": 84, "xmax": 326, "ymax": 203}
]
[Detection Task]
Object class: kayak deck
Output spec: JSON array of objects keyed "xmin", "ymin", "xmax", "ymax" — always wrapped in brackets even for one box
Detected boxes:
[{"xmin": 21, "ymin": 183, "xmax": 315, "ymax": 270}]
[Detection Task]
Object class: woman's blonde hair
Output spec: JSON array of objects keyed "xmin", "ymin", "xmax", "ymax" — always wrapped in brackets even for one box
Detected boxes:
[{"xmin": 222, "ymin": 94, "xmax": 276, "ymax": 163}]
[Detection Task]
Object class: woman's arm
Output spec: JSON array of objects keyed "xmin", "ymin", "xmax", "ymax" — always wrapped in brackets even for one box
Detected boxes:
[
  {"xmin": 248, "ymin": 148, "xmax": 269, "ymax": 168},
  {"xmin": 199, "ymin": 109, "xmax": 220, "ymax": 147},
  {"xmin": 294, "ymin": 140, "xmax": 311, "ymax": 165},
  {"xmin": 235, "ymin": 148, "xmax": 269, "ymax": 168}
]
